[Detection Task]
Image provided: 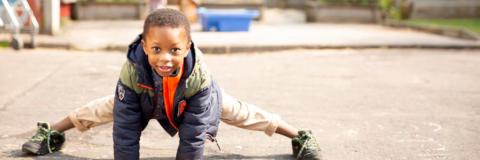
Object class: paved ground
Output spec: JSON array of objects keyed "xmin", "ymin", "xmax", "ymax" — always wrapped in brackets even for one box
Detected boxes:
[{"xmin": 0, "ymin": 48, "xmax": 479, "ymax": 159}]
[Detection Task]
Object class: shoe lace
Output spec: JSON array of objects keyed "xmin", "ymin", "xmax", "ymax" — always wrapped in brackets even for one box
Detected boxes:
[
  {"xmin": 297, "ymin": 132, "xmax": 318, "ymax": 159},
  {"xmin": 206, "ymin": 134, "xmax": 222, "ymax": 151},
  {"xmin": 31, "ymin": 126, "xmax": 53, "ymax": 153}
]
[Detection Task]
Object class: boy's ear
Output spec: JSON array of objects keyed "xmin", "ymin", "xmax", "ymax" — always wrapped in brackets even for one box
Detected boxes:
[
  {"xmin": 184, "ymin": 42, "xmax": 191, "ymax": 57},
  {"xmin": 141, "ymin": 39, "xmax": 147, "ymax": 55}
]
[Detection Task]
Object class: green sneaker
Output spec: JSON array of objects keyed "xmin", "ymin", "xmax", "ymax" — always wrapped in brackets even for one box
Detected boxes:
[
  {"xmin": 292, "ymin": 130, "xmax": 322, "ymax": 160},
  {"xmin": 22, "ymin": 122, "xmax": 65, "ymax": 155}
]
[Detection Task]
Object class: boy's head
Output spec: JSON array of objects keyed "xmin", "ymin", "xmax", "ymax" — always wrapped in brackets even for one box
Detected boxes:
[{"xmin": 142, "ymin": 8, "xmax": 191, "ymax": 77}]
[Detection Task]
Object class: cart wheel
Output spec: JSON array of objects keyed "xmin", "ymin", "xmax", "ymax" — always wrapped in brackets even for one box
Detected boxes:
[
  {"xmin": 30, "ymin": 39, "xmax": 37, "ymax": 49},
  {"xmin": 11, "ymin": 36, "xmax": 24, "ymax": 50}
]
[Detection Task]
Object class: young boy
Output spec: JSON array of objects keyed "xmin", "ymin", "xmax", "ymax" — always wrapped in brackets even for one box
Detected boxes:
[{"xmin": 22, "ymin": 8, "xmax": 321, "ymax": 160}]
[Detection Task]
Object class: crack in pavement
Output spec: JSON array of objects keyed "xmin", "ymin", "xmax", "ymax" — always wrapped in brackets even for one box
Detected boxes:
[{"xmin": 0, "ymin": 130, "xmax": 35, "ymax": 140}]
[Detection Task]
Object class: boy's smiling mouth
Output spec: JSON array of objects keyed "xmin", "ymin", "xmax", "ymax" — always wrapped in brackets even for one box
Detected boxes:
[{"xmin": 155, "ymin": 66, "xmax": 174, "ymax": 75}]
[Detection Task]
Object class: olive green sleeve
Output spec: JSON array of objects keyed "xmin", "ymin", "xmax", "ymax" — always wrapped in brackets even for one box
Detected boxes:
[
  {"xmin": 185, "ymin": 50, "xmax": 212, "ymax": 98},
  {"xmin": 119, "ymin": 61, "xmax": 143, "ymax": 94}
]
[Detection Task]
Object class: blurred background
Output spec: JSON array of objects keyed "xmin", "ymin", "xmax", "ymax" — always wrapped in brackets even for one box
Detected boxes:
[
  {"xmin": 0, "ymin": 0, "xmax": 479, "ymax": 160},
  {"xmin": 0, "ymin": 0, "xmax": 479, "ymax": 50}
]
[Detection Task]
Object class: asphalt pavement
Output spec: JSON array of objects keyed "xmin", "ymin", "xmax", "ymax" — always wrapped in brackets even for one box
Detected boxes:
[{"xmin": 0, "ymin": 48, "xmax": 479, "ymax": 159}]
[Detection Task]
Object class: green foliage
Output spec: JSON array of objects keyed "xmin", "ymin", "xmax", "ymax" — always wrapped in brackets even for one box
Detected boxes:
[
  {"xmin": 318, "ymin": 0, "xmax": 375, "ymax": 6},
  {"xmin": 389, "ymin": 7, "xmax": 402, "ymax": 20},
  {"xmin": 377, "ymin": 0, "xmax": 409, "ymax": 20},
  {"xmin": 378, "ymin": 0, "xmax": 391, "ymax": 11},
  {"xmin": 0, "ymin": 41, "xmax": 9, "ymax": 49},
  {"xmin": 406, "ymin": 19, "xmax": 480, "ymax": 34},
  {"xmin": 316, "ymin": 0, "xmax": 414, "ymax": 20}
]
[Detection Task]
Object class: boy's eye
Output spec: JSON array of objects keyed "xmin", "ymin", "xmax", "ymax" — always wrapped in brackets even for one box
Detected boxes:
[
  {"xmin": 152, "ymin": 47, "xmax": 160, "ymax": 53},
  {"xmin": 170, "ymin": 48, "xmax": 181, "ymax": 54}
]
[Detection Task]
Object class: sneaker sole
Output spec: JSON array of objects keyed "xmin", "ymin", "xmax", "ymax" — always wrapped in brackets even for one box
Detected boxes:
[{"xmin": 22, "ymin": 143, "xmax": 45, "ymax": 155}]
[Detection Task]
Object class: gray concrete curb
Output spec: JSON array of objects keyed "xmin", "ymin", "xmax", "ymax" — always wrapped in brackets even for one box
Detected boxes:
[
  {"xmin": 384, "ymin": 21, "xmax": 479, "ymax": 41},
  {"xmin": 197, "ymin": 44, "xmax": 480, "ymax": 54},
  {"xmin": 37, "ymin": 42, "xmax": 71, "ymax": 50},
  {"xmin": 36, "ymin": 43, "xmax": 480, "ymax": 54}
]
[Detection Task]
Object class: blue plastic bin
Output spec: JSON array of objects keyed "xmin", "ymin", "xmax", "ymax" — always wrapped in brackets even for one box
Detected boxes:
[{"xmin": 198, "ymin": 8, "xmax": 259, "ymax": 32}]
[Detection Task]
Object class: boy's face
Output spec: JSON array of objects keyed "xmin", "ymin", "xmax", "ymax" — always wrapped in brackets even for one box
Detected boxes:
[{"xmin": 142, "ymin": 26, "xmax": 190, "ymax": 77}]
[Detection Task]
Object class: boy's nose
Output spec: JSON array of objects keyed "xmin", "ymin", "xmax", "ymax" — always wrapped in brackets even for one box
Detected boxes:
[{"xmin": 157, "ymin": 52, "xmax": 172, "ymax": 62}]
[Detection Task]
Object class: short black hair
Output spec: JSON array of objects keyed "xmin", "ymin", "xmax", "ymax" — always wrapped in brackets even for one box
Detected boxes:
[{"xmin": 143, "ymin": 8, "xmax": 191, "ymax": 42}]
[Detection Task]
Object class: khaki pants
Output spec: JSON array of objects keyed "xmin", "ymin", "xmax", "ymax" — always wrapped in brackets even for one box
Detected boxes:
[{"xmin": 68, "ymin": 91, "xmax": 280, "ymax": 136}]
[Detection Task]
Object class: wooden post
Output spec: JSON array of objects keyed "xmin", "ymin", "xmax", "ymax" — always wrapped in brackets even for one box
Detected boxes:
[{"xmin": 41, "ymin": 0, "xmax": 60, "ymax": 35}]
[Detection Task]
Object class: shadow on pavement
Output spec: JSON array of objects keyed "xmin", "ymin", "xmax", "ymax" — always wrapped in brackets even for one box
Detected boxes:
[
  {"xmin": 5, "ymin": 149, "xmax": 92, "ymax": 160},
  {"xmin": 5, "ymin": 149, "xmax": 293, "ymax": 159},
  {"xmin": 207, "ymin": 153, "xmax": 293, "ymax": 159}
]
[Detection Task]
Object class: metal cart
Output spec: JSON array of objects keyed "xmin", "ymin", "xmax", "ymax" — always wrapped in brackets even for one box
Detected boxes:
[{"xmin": 0, "ymin": 0, "xmax": 39, "ymax": 50}]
